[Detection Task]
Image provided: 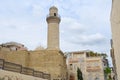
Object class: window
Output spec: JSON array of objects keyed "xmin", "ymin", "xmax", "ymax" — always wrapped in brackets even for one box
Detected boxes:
[
  {"xmin": 70, "ymin": 64, "xmax": 72, "ymax": 70},
  {"xmin": 54, "ymin": 13, "xmax": 56, "ymax": 16}
]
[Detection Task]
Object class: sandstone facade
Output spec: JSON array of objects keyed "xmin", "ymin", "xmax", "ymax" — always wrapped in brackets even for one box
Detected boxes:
[
  {"xmin": 67, "ymin": 51, "xmax": 105, "ymax": 80},
  {"xmin": 111, "ymin": 0, "xmax": 120, "ymax": 80},
  {"xmin": 46, "ymin": 6, "xmax": 60, "ymax": 50},
  {"xmin": 0, "ymin": 50, "xmax": 67, "ymax": 80}
]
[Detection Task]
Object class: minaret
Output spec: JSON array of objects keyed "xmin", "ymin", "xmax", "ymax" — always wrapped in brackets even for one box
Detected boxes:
[{"xmin": 46, "ymin": 6, "xmax": 61, "ymax": 50}]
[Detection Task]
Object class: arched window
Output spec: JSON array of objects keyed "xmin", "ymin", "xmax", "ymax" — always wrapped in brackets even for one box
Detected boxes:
[{"xmin": 54, "ymin": 13, "xmax": 56, "ymax": 16}]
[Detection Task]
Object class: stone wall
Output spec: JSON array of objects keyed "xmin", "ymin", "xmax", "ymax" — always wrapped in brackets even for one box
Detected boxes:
[
  {"xmin": 86, "ymin": 57, "xmax": 104, "ymax": 80},
  {"xmin": 67, "ymin": 52, "xmax": 105, "ymax": 80},
  {"xmin": 28, "ymin": 50, "xmax": 67, "ymax": 80},
  {"xmin": 0, "ymin": 50, "xmax": 29, "ymax": 66},
  {"xmin": 0, "ymin": 50, "xmax": 67, "ymax": 80}
]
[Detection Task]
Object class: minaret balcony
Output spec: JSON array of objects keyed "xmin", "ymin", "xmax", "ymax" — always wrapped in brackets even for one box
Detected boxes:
[
  {"xmin": 46, "ymin": 14, "xmax": 61, "ymax": 23},
  {"xmin": 46, "ymin": 14, "xmax": 61, "ymax": 19}
]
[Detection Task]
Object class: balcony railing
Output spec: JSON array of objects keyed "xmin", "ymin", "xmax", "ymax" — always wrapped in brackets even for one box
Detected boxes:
[
  {"xmin": 0, "ymin": 58, "xmax": 51, "ymax": 80},
  {"xmin": 3, "ymin": 61, "xmax": 22, "ymax": 73},
  {"xmin": 21, "ymin": 67, "xmax": 34, "ymax": 75}
]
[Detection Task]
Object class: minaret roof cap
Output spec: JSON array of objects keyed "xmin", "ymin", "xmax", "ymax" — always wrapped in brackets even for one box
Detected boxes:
[{"xmin": 50, "ymin": 6, "xmax": 58, "ymax": 10}]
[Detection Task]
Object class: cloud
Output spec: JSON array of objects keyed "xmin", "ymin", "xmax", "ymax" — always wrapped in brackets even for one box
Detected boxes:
[
  {"xmin": 61, "ymin": 17, "xmax": 87, "ymax": 34},
  {"xmin": 60, "ymin": 17, "xmax": 106, "ymax": 46},
  {"xmin": 68, "ymin": 33, "xmax": 106, "ymax": 46},
  {"xmin": 0, "ymin": 0, "xmax": 111, "ymax": 54},
  {"xmin": 59, "ymin": 16, "xmax": 109, "ymax": 53}
]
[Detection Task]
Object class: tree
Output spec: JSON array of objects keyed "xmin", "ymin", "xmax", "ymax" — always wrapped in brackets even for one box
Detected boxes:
[
  {"xmin": 77, "ymin": 68, "xmax": 83, "ymax": 80},
  {"xmin": 104, "ymin": 67, "xmax": 111, "ymax": 74},
  {"xmin": 104, "ymin": 67, "xmax": 112, "ymax": 80}
]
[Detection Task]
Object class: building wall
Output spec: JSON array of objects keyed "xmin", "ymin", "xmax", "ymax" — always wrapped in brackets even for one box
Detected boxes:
[
  {"xmin": 28, "ymin": 50, "xmax": 67, "ymax": 80},
  {"xmin": 111, "ymin": 0, "xmax": 120, "ymax": 80},
  {"xmin": 0, "ymin": 50, "xmax": 29, "ymax": 66},
  {"xmin": 111, "ymin": 49, "xmax": 117, "ymax": 79},
  {"xmin": 67, "ymin": 52, "xmax": 105, "ymax": 80},
  {"xmin": 68, "ymin": 52, "xmax": 86, "ymax": 80},
  {"xmin": 0, "ymin": 50, "xmax": 67, "ymax": 80},
  {"xmin": 0, "ymin": 42, "xmax": 27, "ymax": 51},
  {"xmin": 0, "ymin": 47, "xmax": 10, "ymax": 51},
  {"xmin": 86, "ymin": 57, "xmax": 104, "ymax": 80}
]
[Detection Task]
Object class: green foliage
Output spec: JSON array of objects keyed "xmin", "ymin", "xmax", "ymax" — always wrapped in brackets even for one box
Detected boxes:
[
  {"xmin": 104, "ymin": 67, "xmax": 112, "ymax": 80},
  {"xmin": 104, "ymin": 67, "xmax": 111, "ymax": 75},
  {"xmin": 101, "ymin": 53, "xmax": 107, "ymax": 58},
  {"xmin": 77, "ymin": 68, "xmax": 83, "ymax": 80},
  {"xmin": 86, "ymin": 51, "xmax": 108, "ymax": 57}
]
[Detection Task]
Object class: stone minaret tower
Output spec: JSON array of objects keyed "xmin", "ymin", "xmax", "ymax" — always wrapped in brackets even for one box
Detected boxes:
[{"xmin": 46, "ymin": 6, "xmax": 61, "ymax": 50}]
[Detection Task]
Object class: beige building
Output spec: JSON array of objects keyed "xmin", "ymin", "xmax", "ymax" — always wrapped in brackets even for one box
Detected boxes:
[
  {"xmin": 0, "ymin": 42, "xmax": 27, "ymax": 51},
  {"xmin": 111, "ymin": 0, "xmax": 120, "ymax": 80},
  {"xmin": 67, "ymin": 51, "xmax": 105, "ymax": 80},
  {"xmin": 0, "ymin": 6, "xmax": 67, "ymax": 80}
]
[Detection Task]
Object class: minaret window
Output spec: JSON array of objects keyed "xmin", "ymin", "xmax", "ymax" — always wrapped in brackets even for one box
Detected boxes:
[{"xmin": 54, "ymin": 13, "xmax": 56, "ymax": 16}]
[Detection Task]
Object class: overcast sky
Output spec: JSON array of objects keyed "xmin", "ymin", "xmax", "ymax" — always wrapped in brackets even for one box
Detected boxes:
[{"xmin": 0, "ymin": 0, "xmax": 112, "ymax": 54}]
